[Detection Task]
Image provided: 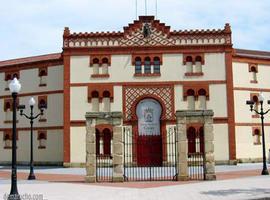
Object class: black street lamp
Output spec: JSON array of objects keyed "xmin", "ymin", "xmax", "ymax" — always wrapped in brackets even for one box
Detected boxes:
[
  {"xmin": 246, "ymin": 92, "xmax": 269, "ymax": 175},
  {"xmin": 8, "ymin": 77, "xmax": 21, "ymax": 200},
  {"xmin": 18, "ymin": 97, "xmax": 47, "ymax": 180}
]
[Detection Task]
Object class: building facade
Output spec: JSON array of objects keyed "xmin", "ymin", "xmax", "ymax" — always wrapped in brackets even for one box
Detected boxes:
[{"xmin": 0, "ymin": 16, "xmax": 270, "ymax": 166}]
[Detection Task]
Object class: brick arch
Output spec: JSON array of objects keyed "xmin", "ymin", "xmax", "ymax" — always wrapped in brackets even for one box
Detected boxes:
[
  {"xmin": 123, "ymin": 85, "xmax": 174, "ymax": 122},
  {"xmin": 95, "ymin": 124, "xmax": 113, "ymax": 134},
  {"xmin": 130, "ymin": 94, "xmax": 167, "ymax": 121}
]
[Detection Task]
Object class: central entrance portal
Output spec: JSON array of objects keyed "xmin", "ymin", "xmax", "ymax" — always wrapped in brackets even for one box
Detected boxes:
[{"xmin": 136, "ymin": 98, "xmax": 163, "ymax": 166}]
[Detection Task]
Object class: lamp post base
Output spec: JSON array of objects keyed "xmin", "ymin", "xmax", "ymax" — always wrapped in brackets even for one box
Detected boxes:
[
  {"xmin": 261, "ymin": 169, "xmax": 269, "ymax": 175},
  {"xmin": 28, "ymin": 174, "xmax": 36, "ymax": 180}
]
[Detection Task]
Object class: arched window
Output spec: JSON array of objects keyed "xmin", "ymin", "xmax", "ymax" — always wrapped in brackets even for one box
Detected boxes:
[
  {"xmin": 101, "ymin": 58, "xmax": 109, "ymax": 74},
  {"xmin": 39, "ymin": 68, "xmax": 48, "ymax": 86},
  {"xmin": 198, "ymin": 89, "xmax": 207, "ymax": 110},
  {"xmin": 38, "ymin": 131, "xmax": 47, "ymax": 149},
  {"xmin": 187, "ymin": 127, "xmax": 196, "ymax": 154},
  {"xmin": 250, "ymin": 66, "xmax": 257, "ymax": 82},
  {"xmin": 187, "ymin": 89, "xmax": 195, "ymax": 110},
  {"xmin": 195, "ymin": 56, "xmax": 202, "ymax": 73},
  {"xmin": 153, "ymin": 57, "xmax": 160, "ymax": 74},
  {"xmin": 186, "ymin": 56, "xmax": 193, "ymax": 73},
  {"xmin": 135, "ymin": 57, "xmax": 142, "ymax": 74},
  {"xmin": 144, "ymin": 57, "xmax": 151, "ymax": 74},
  {"xmin": 253, "ymin": 129, "xmax": 261, "ymax": 145},
  {"xmin": 102, "ymin": 91, "xmax": 111, "ymax": 112},
  {"xmin": 252, "ymin": 95, "xmax": 259, "ymax": 113},
  {"xmin": 93, "ymin": 58, "xmax": 100, "ymax": 75},
  {"xmin": 91, "ymin": 91, "xmax": 100, "ymax": 112},
  {"xmin": 38, "ymin": 96, "xmax": 47, "ymax": 122},
  {"xmin": 4, "ymin": 133, "xmax": 12, "ymax": 149},
  {"xmin": 5, "ymin": 74, "xmax": 12, "ymax": 90},
  {"xmin": 4, "ymin": 101, "xmax": 12, "ymax": 122}
]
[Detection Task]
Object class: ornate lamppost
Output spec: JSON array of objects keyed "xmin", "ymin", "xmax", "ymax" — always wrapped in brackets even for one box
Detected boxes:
[
  {"xmin": 8, "ymin": 77, "xmax": 21, "ymax": 200},
  {"xmin": 18, "ymin": 97, "xmax": 47, "ymax": 180},
  {"xmin": 246, "ymin": 92, "xmax": 269, "ymax": 175}
]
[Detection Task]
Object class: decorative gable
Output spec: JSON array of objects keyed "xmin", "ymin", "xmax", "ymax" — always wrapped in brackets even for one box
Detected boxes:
[{"xmin": 63, "ymin": 16, "xmax": 232, "ymax": 48}]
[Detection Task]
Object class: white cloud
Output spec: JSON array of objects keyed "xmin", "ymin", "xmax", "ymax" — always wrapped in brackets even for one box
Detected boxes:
[{"xmin": 0, "ymin": 0, "xmax": 269, "ymax": 60}]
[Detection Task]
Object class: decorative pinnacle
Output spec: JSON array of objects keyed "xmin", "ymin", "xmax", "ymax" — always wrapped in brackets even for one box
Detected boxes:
[
  {"xmin": 63, "ymin": 27, "xmax": 70, "ymax": 37},
  {"xmin": 224, "ymin": 23, "xmax": 231, "ymax": 33}
]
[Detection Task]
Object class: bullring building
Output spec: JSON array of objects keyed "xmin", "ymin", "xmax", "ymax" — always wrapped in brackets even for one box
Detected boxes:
[{"xmin": 0, "ymin": 16, "xmax": 270, "ymax": 169}]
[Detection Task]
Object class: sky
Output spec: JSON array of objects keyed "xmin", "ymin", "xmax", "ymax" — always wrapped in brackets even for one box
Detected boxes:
[{"xmin": 0, "ymin": 0, "xmax": 270, "ymax": 60}]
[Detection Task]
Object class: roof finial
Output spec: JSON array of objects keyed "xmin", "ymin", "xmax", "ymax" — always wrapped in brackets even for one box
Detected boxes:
[
  {"xmin": 63, "ymin": 27, "xmax": 70, "ymax": 37},
  {"xmin": 224, "ymin": 23, "xmax": 231, "ymax": 33}
]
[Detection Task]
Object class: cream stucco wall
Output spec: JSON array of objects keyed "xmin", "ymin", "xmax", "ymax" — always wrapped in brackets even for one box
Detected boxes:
[
  {"xmin": 0, "ymin": 130, "xmax": 63, "ymax": 163},
  {"xmin": 236, "ymin": 126, "xmax": 270, "ymax": 159},
  {"xmin": 70, "ymin": 127, "xmax": 86, "ymax": 163},
  {"xmin": 213, "ymin": 124, "xmax": 229, "ymax": 161},
  {"xmin": 70, "ymin": 86, "xmax": 123, "ymax": 120},
  {"xmin": 234, "ymin": 90, "xmax": 270, "ymax": 123},
  {"xmin": 174, "ymin": 84, "xmax": 227, "ymax": 117},
  {"xmin": 233, "ymin": 62, "xmax": 270, "ymax": 88},
  {"xmin": 0, "ymin": 65, "xmax": 63, "ymax": 96},
  {"xmin": 0, "ymin": 94, "xmax": 63, "ymax": 128},
  {"xmin": 70, "ymin": 53, "xmax": 226, "ymax": 84}
]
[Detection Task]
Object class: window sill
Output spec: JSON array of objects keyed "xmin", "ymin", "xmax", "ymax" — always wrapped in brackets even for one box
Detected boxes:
[
  {"xmin": 4, "ymin": 120, "xmax": 18, "ymax": 124},
  {"xmin": 4, "ymin": 146, "xmax": 12, "ymax": 149},
  {"xmin": 252, "ymin": 115, "xmax": 260, "ymax": 118},
  {"xmin": 91, "ymin": 74, "xmax": 110, "ymax": 78},
  {"xmin": 134, "ymin": 73, "xmax": 161, "ymax": 77},
  {"xmin": 250, "ymin": 80, "xmax": 258, "ymax": 84},
  {"xmin": 39, "ymin": 119, "xmax": 47, "ymax": 122},
  {"xmin": 38, "ymin": 146, "xmax": 46, "ymax": 149},
  {"xmin": 185, "ymin": 72, "xmax": 204, "ymax": 76},
  {"xmin": 253, "ymin": 142, "xmax": 261, "ymax": 145},
  {"xmin": 39, "ymin": 83, "xmax": 47, "ymax": 87}
]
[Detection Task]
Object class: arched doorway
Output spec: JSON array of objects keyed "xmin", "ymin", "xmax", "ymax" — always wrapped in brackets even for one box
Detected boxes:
[{"xmin": 136, "ymin": 98, "xmax": 162, "ymax": 166}]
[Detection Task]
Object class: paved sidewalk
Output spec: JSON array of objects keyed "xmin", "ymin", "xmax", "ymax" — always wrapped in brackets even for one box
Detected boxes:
[{"xmin": 0, "ymin": 163, "xmax": 270, "ymax": 200}]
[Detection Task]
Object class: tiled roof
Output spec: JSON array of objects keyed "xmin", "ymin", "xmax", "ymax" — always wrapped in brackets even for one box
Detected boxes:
[
  {"xmin": 234, "ymin": 49, "xmax": 270, "ymax": 59},
  {"xmin": 0, "ymin": 53, "xmax": 62, "ymax": 67}
]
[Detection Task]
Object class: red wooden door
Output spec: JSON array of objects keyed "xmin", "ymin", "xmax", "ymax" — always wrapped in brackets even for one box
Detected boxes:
[{"xmin": 137, "ymin": 135, "xmax": 162, "ymax": 166}]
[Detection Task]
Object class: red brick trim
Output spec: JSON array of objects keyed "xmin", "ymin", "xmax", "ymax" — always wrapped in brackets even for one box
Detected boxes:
[
  {"xmin": 91, "ymin": 74, "xmax": 110, "ymax": 78},
  {"xmin": 37, "ymin": 130, "xmax": 47, "ymax": 140},
  {"xmin": 63, "ymin": 54, "xmax": 71, "ymax": 163},
  {"xmin": 213, "ymin": 117, "xmax": 228, "ymax": 124},
  {"xmin": 235, "ymin": 123, "xmax": 270, "ymax": 126},
  {"xmin": 183, "ymin": 84, "xmax": 209, "ymax": 100},
  {"xmin": 233, "ymin": 57, "xmax": 270, "ymax": 65},
  {"xmin": 90, "ymin": 55, "xmax": 111, "ymax": 66},
  {"xmin": 183, "ymin": 53, "xmax": 205, "ymax": 65},
  {"xmin": 71, "ymin": 80, "xmax": 226, "ymax": 87},
  {"xmin": 134, "ymin": 73, "xmax": 161, "ymax": 77},
  {"xmin": 0, "ymin": 126, "xmax": 63, "ymax": 131},
  {"xmin": 95, "ymin": 124, "xmax": 113, "ymax": 133},
  {"xmin": 70, "ymin": 120, "xmax": 86, "ymax": 127},
  {"xmin": 252, "ymin": 127, "xmax": 261, "ymax": 136},
  {"xmin": 5, "ymin": 71, "xmax": 20, "ymax": 81},
  {"xmin": 39, "ymin": 67, "xmax": 48, "ymax": 76},
  {"xmin": 248, "ymin": 63, "xmax": 258, "ymax": 72},
  {"xmin": 0, "ymin": 90, "xmax": 63, "ymax": 99},
  {"xmin": 185, "ymin": 72, "xmax": 204, "ymax": 76},
  {"xmin": 88, "ymin": 84, "xmax": 114, "ymax": 102},
  {"xmin": 225, "ymin": 50, "xmax": 236, "ymax": 160},
  {"xmin": 131, "ymin": 54, "xmax": 163, "ymax": 65},
  {"xmin": 234, "ymin": 87, "xmax": 270, "ymax": 92}
]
